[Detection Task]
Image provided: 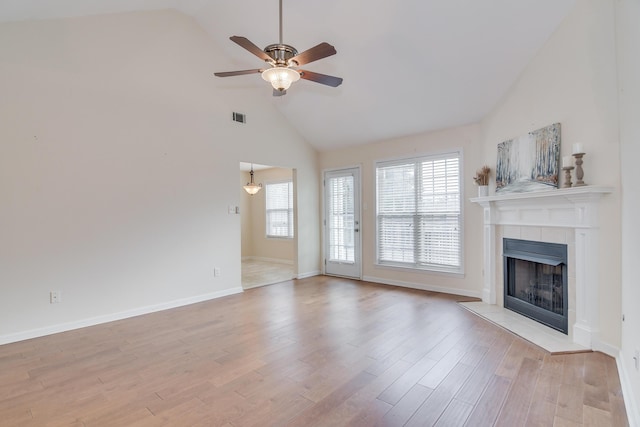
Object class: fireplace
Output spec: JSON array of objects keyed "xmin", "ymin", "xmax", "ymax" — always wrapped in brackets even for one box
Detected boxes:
[
  {"xmin": 472, "ymin": 187, "xmax": 612, "ymax": 349},
  {"xmin": 503, "ymin": 238, "xmax": 568, "ymax": 334}
]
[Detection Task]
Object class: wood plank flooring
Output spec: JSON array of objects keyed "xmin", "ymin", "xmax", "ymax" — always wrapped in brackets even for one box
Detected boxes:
[{"xmin": 0, "ymin": 276, "xmax": 629, "ymax": 426}]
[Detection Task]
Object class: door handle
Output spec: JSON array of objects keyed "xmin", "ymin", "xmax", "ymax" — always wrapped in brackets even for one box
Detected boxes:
[{"xmin": 354, "ymin": 228, "xmax": 359, "ymax": 232}]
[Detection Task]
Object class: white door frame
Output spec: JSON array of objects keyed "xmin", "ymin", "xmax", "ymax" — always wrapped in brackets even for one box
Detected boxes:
[{"xmin": 322, "ymin": 166, "xmax": 362, "ymax": 279}]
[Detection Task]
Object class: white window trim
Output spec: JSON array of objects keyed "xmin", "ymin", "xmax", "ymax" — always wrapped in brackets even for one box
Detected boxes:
[
  {"xmin": 374, "ymin": 149, "xmax": 465, "ymax": 275},
  {"xmin": 265, "ymin": 179, "xmax": 294, "ymax": 239}
]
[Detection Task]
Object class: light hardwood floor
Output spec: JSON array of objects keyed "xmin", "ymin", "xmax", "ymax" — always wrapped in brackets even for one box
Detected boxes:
[{"xmin": 0, "ymin": 276, "xmax": 629, "ymax": 426}]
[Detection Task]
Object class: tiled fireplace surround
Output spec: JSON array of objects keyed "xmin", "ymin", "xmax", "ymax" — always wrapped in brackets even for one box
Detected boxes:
[{"xmin": 471, "ymin": 186, "xmax": 612, "ymax": 351}]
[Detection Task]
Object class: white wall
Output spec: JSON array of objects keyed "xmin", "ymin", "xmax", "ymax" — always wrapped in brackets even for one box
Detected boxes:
[
  {"xmin": 319, "ymin": 124, "xmax": 483, "ymax": 297},
  {"xmin": 479, "ymin": 0, "xmax": 622, "ymax": 352},
  {"xmin": 616, "ymin": 0, "xmax": 640, "ymax": 422},
  {"xmin": 0, "ymin": 10, "xmax": 320, "ymax": 343}
]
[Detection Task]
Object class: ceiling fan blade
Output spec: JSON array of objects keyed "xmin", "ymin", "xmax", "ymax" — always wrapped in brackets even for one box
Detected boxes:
[
  {"xmin": 289, "ymin": 42, "xmax": 336, "ymax": 66},
  {"xmin": 273, "ymin": 89, "xmax": 287, "ymax": 97},
  {"xmin": 299, "ymin": 70, "xmax": 343, "ymax": 87},
  {"xmin": 230, "ymin": 36, "xmax": 272, "ymax": 62},
  {"xmin": 214, "ymin": 69, "xmax": 262, "ymax": 77}
]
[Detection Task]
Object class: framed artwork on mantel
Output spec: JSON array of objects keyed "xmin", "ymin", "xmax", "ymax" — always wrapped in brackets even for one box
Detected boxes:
[{"xmin": 496, "ymin": 123, "xmax": 560, "ymax": 193}]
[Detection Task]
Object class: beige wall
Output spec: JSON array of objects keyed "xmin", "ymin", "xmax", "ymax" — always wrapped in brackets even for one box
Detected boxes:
[
  {"xmin": 240, "ymin": 167, "xmax": 295, "ymax": 263},
  {"xmin": 319, "ymin": 124, "xmax": 483, "ymax": 297},
  {"xmin": 616, "ymin": 0, "xmax": 640, "ymax": 421},
  {"xmin": 0, "ymin": 10, "xmax": 320, "ymax": 342},
  {"xmin": 479, "ymin": 0, "xmax": 622, "ymax": 351}
]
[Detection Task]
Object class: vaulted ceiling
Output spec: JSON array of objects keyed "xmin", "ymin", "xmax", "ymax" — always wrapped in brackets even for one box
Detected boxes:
[{"xmin": 0, "ymin": 0, "xmax": 576, "ymax": 151}]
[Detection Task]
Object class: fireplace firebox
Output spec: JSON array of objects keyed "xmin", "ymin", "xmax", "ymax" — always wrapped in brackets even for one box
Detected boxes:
[{"xmin": 503, "ymin": 238, "xmax": 568, "ymax": 334}]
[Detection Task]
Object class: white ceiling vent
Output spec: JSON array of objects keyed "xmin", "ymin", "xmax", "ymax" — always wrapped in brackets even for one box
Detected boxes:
[{"xmin": 232, "ymin": 112, "xmax": 246, "ymax": 124}]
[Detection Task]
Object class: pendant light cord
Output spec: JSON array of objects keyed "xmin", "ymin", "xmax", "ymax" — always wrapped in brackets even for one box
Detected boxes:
[{"xmin": 279, "ymin": 0, "xmax": 283, "ymax": 44}]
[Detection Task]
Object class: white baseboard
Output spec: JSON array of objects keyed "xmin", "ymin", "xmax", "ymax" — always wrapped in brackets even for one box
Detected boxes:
[
  {"xmin": 617, "ymin": 352, "xmax": 640, "ymax": 427},
  {"xmin": 0, "ymin": 287, "xmax": 244, "ymax": 346},
  {"xmin": 592, "ymin": 339, "xmax": 620, "ymax": 359},
  {"xmin": 362, "ymin": 275, "xmax": 482, "ymax": 299},
  {"xmin": 242, "ymin": 256, "xmax": 294, "ymax": 265},
  {"xmin": 296, "ymin": 270, "xmax": 321, "ymax": 279}
]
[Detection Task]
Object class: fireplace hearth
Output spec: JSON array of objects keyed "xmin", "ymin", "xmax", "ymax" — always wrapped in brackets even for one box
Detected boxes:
[{"xmin": 503, "ymin": 238, "xmax": 568, "ymax": 334}]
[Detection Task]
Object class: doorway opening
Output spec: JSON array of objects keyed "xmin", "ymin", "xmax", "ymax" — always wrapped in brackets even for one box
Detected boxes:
[{"xmin": 240, "ymin": 162, "xmax": 297, "ymax": 289}]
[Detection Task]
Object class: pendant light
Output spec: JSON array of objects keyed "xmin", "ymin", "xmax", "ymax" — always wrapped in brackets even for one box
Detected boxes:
[{"xmin": 243, "ymin": 165, "xmax": 262, "ymax": 195}]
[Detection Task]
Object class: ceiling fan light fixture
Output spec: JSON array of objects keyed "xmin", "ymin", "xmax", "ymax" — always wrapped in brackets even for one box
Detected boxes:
[
  {"xmin": 214, "ymin": 0, "xmax": 341, "ymax": 96},
  {"xmin": 262, "ymin": 67, "xmax": 300, "ymax": 91}
]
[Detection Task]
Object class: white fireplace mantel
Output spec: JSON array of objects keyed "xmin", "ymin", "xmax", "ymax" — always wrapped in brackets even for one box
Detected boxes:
[{"xmin": 470, "ymin": 186, "xmax": 613, "ymax": 349}]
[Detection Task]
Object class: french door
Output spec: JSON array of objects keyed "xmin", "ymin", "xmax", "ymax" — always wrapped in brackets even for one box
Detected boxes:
[{"xmin": 324, "ymin": 167, "xmax": 361, "ymax": 278}]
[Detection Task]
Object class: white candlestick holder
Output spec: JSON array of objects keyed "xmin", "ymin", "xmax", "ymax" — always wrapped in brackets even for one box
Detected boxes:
[{"xmin": 562, "ymin": 166, "xmax": 574, "ymax": 188}]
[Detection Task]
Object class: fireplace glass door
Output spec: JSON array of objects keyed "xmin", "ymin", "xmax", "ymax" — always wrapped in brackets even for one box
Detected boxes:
[{"xmin": 503, "ymin": 238, "xmax": 568, "ymax": 334}]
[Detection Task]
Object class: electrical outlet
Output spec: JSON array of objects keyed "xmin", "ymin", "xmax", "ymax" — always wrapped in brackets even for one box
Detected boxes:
[
  {"xmin": 214, "ymin": 268, "xmax": 221, "ymax": 277},
  {"xmin": 50, "ymin": 291, "xmax": 62, "ymax": 304}
]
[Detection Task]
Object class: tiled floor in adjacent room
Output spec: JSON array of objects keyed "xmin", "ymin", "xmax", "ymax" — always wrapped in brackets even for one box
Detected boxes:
[{"xmin": 241, "ymin": 258, "xmax": 295, "ymax": 289}]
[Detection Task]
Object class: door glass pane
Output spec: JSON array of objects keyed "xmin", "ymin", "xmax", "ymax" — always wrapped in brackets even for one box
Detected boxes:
[{"xmin": 328, "ymin": 175, "xmax": 355, "ymax": 263}]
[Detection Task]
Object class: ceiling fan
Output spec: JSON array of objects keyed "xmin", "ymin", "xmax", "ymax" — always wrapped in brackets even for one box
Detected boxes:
[{"xmin": 214, "ymin": 0, "xmax": 343, "ymax": 96}]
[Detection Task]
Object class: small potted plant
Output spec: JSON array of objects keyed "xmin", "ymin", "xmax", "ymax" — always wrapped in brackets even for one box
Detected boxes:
[{"xmin": 474, "ymin": 166, "xmax": 491, "ymax": 197}]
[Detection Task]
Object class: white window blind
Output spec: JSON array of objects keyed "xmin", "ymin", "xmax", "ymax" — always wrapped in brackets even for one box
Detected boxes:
[
  {"xmin": 376, "ymin": 152, "xmax": 462, "ymax": 273},
  {"xmin": 327, "ymin": 174, "xmax": 355, "ymax": 263},
  {"xmin": 266, "ymin": 181, "xmax": 294, "ymax": 238}
]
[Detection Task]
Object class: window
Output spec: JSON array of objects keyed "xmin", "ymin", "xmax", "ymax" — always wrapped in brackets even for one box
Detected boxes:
[
  {"xmin": 376, "ymin": 151, "xmax": 462, "ymax": 273},
  {"xmin": 266, "ymin": 180, "xmax": 294, "ymax": 238}
]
